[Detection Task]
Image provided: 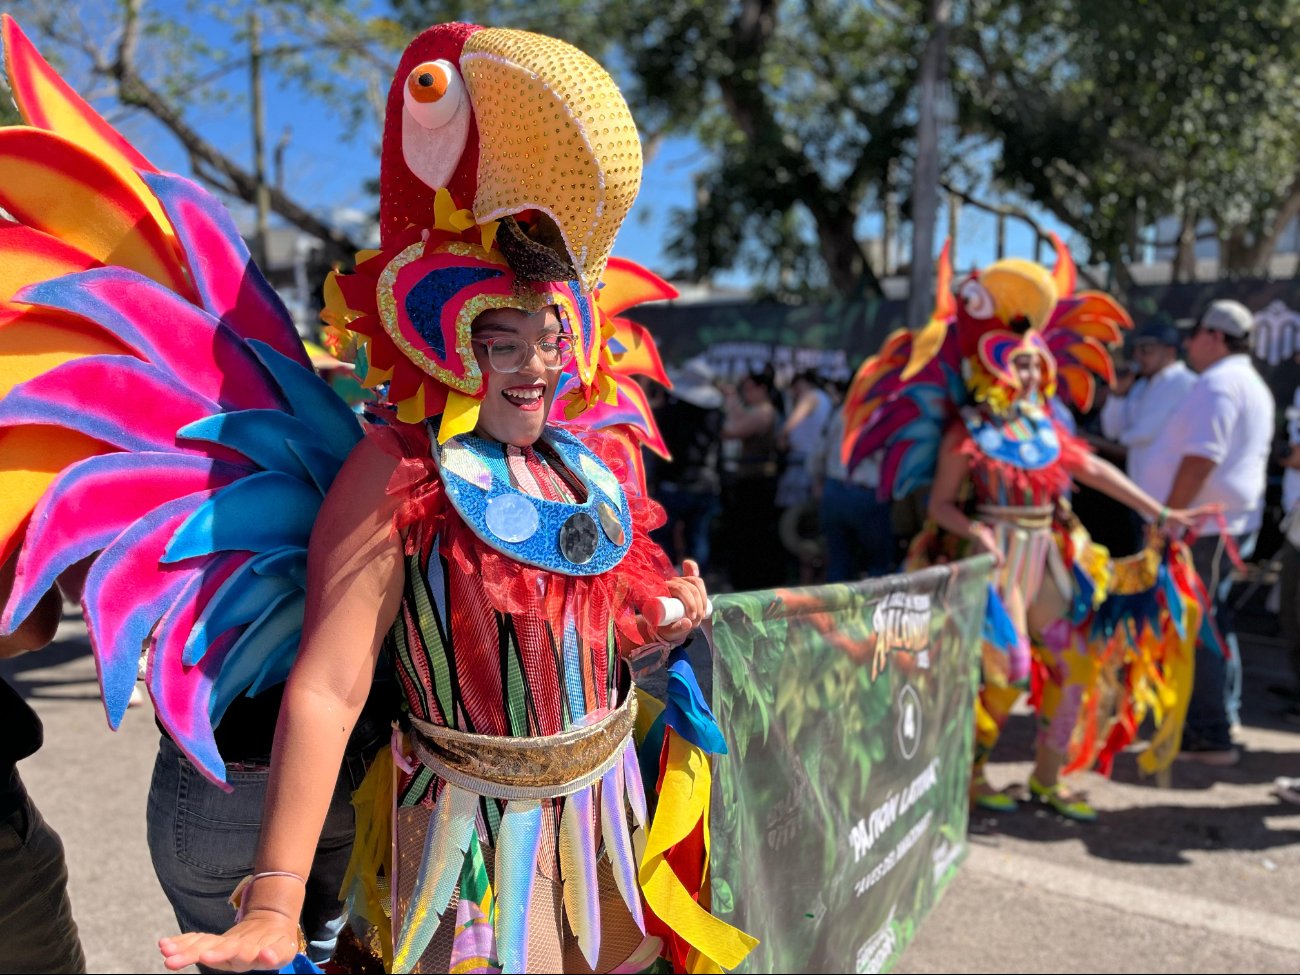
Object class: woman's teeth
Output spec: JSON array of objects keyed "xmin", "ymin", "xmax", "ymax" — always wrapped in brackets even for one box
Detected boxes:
[{"xmin": 503, "ymin": 386, "xmax": 544, "ymax": 407}]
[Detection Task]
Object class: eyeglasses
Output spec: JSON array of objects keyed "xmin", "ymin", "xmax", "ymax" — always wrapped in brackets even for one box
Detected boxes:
[{"xmin": 471, "ymin": 333, "xmax": 574, "ymax": 373}]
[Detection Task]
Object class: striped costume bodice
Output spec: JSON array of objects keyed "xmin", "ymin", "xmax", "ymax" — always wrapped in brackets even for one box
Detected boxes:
[{"xmin": 386, "ymin": 441, "xmax": 623, "ymax": 812}]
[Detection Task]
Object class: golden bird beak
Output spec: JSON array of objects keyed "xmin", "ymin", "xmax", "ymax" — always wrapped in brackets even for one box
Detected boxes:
[
  {"xmin": 460, "ymin": 28, "xmax": 642, "ymax": 294},
  {"xmin": 977, "ymin": 258, "xmax": 1058, "ymax": 332}
]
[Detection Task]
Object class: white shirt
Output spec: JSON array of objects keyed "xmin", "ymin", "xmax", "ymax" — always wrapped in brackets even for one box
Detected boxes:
[
  {"xmin": 1098, "ymin": 360, "xmax": 1197, "ymax": 499},
  {"xmin": 1148, "ymin": 354, "xmax": 1274, "ymax": 535}
]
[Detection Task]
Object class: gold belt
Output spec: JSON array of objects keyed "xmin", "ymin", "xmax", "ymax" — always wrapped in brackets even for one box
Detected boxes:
[
  {"xmin": 976, "ymin": 504, "xmax": 1054, "ymax": 530},
  {"xmin": 407, "ymin": 690, "xmax": 638, "ymax": 801}
]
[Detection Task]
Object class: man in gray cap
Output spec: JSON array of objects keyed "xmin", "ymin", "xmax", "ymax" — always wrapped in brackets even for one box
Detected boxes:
[
  {"xmin": 1151, "ymin": 299, "xmax": 1273, "ymax": 765},
  {"xmin": 1100, "ymin": 315, "xmax": 1197, "ymax": 500}
]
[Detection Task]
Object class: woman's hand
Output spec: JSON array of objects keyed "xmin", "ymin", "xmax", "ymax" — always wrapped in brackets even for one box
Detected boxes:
[
  {"xmin": 1161, "ymin": 502, "xmax": 1222, "ymax": 537},
  {"xmin": 159, "ymin": 911, "xmax": 299, "ymax": 972},
  {"xmin": 655, "ymin": 559, "xmax": 709, "ymax": 646},
  {"xmin": 968, "ymin": 522, "xmax": 1004, "ymax": 567}
]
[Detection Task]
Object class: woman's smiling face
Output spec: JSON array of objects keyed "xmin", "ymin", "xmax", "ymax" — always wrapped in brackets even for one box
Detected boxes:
[{"xmin": 469, "ymin": 306, "xmax": 564, "ymax": 446}]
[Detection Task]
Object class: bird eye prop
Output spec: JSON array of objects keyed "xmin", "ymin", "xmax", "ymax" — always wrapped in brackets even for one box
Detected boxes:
[
  {"xmin": 959, "ymin": 279, "xmax": 995, "ymax": 319},
  {"xmin": 403, "ymin": 60, "xmax": 464, "ymax": 129}
]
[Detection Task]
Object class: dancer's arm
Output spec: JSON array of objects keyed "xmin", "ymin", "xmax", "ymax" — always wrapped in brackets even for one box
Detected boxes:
[
  {"xmin": 159, "ymin": 436, "xmax": 407, "ymax": 972},
  {"xmin": 0, "ymin": 554, "xmax": 61, "ymax": 657},
  {"xmin": 1070, "ymin": 449, "xmax": 1214, "ymax": 532},
  {"xmin": 927, "ymin": 427, "xmax": 999, "ymax": 562}
]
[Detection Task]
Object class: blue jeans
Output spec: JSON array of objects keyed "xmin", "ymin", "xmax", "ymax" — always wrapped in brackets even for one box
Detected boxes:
[
  {"xmin": 146, "ymin": 736, "xmax": 371, "ymax": 971},
  {"xmin": 0, "ymin": 775, "xmax": 86, "ymax": 973},
  {"xmin": 821, "ymin": 478, "xmax": 895, "ymax": 582},
  {"xmin": 1183, "ymin": 532, "xmax": 1254, "ymax": 750}
]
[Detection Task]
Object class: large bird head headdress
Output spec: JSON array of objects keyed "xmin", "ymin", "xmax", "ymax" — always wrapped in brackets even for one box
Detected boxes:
[
  {"xmin": 906, "ymin": 235, "xmax": 1130, "ymax": 414},
  {"xmin": 327, "ymin": 23, "xmax": 647, "ymax": 438}
]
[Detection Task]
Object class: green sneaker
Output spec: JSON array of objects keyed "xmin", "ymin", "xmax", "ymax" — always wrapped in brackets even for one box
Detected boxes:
[
  {"xmin": 1028, "ymin": 775, "xmax": 1097, "ymax": 822},
  {"xmin": 971, "ymin": 775, "xmax": 1018, "ymax": 813}
]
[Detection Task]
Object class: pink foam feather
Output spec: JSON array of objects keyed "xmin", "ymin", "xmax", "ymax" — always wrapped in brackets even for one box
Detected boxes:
[
  {"xmin": 141, "ymin": 173, "xmax": 310, "ymax": 368},
  {"xmin": 19, "ymin": 269, "xmax": 286, "ymax": 412},
  {"xmin": 0, "ymin": 355, "xmax": 222, "ymax": 455},
  {"xmin": 4, "ymin": 453, "xmax": 242, "ymax": 632},
  {"xmin": 83, "ymin": 491, "xmax": 215, "ymax": 726},
  {"xmin": 148, "ymin": 552, "xmax": 247, "ymax": 786}
]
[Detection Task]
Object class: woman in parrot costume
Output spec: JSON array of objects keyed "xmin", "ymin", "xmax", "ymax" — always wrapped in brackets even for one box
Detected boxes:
[
  {"xmin": 841, "ymin": 242, "xmax": 1218, "ymax": 821},
  {"xmin": 0, "ymin": 16, "xmax": 753, "ymax": 975}
]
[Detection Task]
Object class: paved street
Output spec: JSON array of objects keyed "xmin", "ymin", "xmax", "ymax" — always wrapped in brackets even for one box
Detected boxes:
[{"xmin": 4, "ymin": 606, "xmax": 1299, "ymax": 973}]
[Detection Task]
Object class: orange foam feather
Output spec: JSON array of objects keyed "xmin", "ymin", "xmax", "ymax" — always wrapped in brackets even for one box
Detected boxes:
[
  {"xmin": 609, "ymin": 317, "xmax": 670, "ymax": 387},
  {"xmin": 0, "ymin": 305, "xmax": 133, "ymax": 398},
  {"xmin": 1, "ymin": 17, "xmax": 174, "ymax": 238},
  {"xmin": 3, "ymin": 17, "xmax": 154, "ymax": 174},
  {"xmin": 0, "ymin": 220, "xmax": 99, "ymax": 303},
  {"xmin": 0, "ymin": 127, "xmax": 190, "ymax": 300},
  {"xmin": 0, "ymin": 426, "xmax": 111, "ymax": 568},
  {"xmin": 599, "ymin": 257, "xmax": 678, "ymax": 319}
]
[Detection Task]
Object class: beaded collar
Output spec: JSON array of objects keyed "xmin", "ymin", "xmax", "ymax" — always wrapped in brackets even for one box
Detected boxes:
[
  {"xmin": 431, "ymin": 422, "xmax": 632, "ymax": 575},
  {"xmin": 961, "ymin": 401, "xmax": 1061, "ymax": 471}
]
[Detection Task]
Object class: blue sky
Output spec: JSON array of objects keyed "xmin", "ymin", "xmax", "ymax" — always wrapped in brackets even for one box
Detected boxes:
[{"xmin": 76, "ymin": 1, "xmax": 1067, "ymax": 288}]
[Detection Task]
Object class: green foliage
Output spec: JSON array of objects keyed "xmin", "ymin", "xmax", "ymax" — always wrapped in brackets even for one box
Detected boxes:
[
  {"xmin": 710, "ymin": 569, "xmax": 984, "ymax": 971},
  {"xmin": 956, "ymin": 0, "xmax": 1300, "ymax": 273}
]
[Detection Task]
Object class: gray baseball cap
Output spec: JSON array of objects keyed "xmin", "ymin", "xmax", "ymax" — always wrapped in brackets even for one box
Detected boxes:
[{"xmin": 1199, "ymin": 299, "xmax": 1254, "ymax": 337}]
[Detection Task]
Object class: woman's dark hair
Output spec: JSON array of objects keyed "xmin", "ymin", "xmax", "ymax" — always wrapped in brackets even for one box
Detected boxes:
[{"xmin": 745, "ymin": 365, "xmax": 776, "ymax": 391}]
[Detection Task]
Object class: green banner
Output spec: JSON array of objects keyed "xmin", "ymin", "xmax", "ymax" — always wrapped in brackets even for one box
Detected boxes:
[{"xmin": 709, "ymin": 557, "xmax": 991, "ymax": 973}]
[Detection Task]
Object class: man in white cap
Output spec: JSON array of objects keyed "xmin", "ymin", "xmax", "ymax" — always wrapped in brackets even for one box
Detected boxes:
[
  {"xmin": 1100, "ymin": 316, "xmax": 1198, "ymax": 499},
  {"xmin": 1153, "ymin": 299, "xmax": 1273, "ymax": 765}
]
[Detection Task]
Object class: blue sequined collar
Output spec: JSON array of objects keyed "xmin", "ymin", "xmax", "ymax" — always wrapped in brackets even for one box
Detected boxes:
[
  {"xmin": 962, "ymin": 403, "xmax": 1061, "ymax": 471},
  {"xmin": 431, "ymin": 423, "xmax": 632, "ymax": 575}
]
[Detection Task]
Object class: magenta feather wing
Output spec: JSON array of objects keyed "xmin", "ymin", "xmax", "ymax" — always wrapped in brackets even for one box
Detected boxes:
[
  {"xmin": 140, "ymin": 171, "xmax": 310, "ymax": 368},
  {"xmin": 0, "ymin": 355, "xmax": 220, "ymax": 453},
  {"xmin": 2, "ymin": 452, "xmax": 242, "ymax": 631},
  {"xmin": 81, "ymin": 491, "xmax": 215, "ymax": 726},
  {"xmin": 17, "ymin": 268, "xmax": 287, "ymax": 412},
  {"xmin": 147, "ymin": 554, "xmax": 247, "ymax": 786}
]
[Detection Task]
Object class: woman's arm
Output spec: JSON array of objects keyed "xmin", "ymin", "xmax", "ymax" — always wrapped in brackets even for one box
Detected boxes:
[
  {"xmin": 778, "ymin": 388, "xmax": 818, "ymax": 446},
  {"xmin": 160, "ymin": 435, "xmax": 407, "ymax": 972},
  {"xmin": 0, "ymin": 553, "xmax": 62, "ymax": 658},
  {"xmin": 1068, "ymin": 449, "xmax": 1164, "ymax": 521},
  {"xmin": 721, "ymin": 400, "xmax": 773, "ymax": 440},
  {"xmin": 926, "ymin": 427, "xmax": 999, "ymax": 561}
]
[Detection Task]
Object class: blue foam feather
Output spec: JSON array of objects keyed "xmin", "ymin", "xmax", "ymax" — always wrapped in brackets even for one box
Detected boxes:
[
  {"xmin": 248, "ymin": 340, "xmax": 362, "ymax": 459},
  {"xmin": 163, "ymin": 471, "xmax": 321, "ymax": 563},
  {"xmin": 249, "ymin": 545, "xmax": 309, "ymax": 588},
  {"xmin": 982, "ymin": 585, "xmax": 1018, "ymax": 654},
  {"xmin": 210, "ymin": 589, "xmax": 305, "ymax": 723},
  {"xmin": 183, "ymin": 556, "xmax": 299, "ymax": 666},
  {"xmin": 662, "ymin": 646, "xmax": 727, "ymax": 755},
  {"xmin": 179, "ymin": 411, "xmax": 318, "ymax": 478},
  {"xmin": 285, "ymin": 440, "xmax": 347, "ymax": 496}
]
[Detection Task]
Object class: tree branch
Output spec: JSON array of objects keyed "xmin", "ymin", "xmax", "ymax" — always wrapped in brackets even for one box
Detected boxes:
[
  {"xmin": 940, "ymin": 180, "xmax": 1109, "ymax": 291},
  {"xmin": 110, "ymin": 64, "xmax": 361, "ymax": 258}
]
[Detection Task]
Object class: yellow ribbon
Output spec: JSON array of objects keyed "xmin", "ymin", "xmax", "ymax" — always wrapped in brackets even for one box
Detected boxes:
[{"xmin": 638, "ymin": 730, "xmax": 758, "ymax": 972}]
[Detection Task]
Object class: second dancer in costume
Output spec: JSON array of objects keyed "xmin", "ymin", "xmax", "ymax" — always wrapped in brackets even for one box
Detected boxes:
[{"xmin": 843, "ymin": 244, "xmax": 1214, "ymax": 821}]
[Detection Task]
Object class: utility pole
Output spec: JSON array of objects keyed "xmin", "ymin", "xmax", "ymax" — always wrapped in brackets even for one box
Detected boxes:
[
  {"xmin": 907, "ymin": 0, "xmax": 952, "ymax": 330},
  {"xmin": 946, "ymin": 190, "xmax": 960, "ymax": 270},
  {"xmin": 249, "ymin": 10, "xmax": 271, "ymax": 270}
]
